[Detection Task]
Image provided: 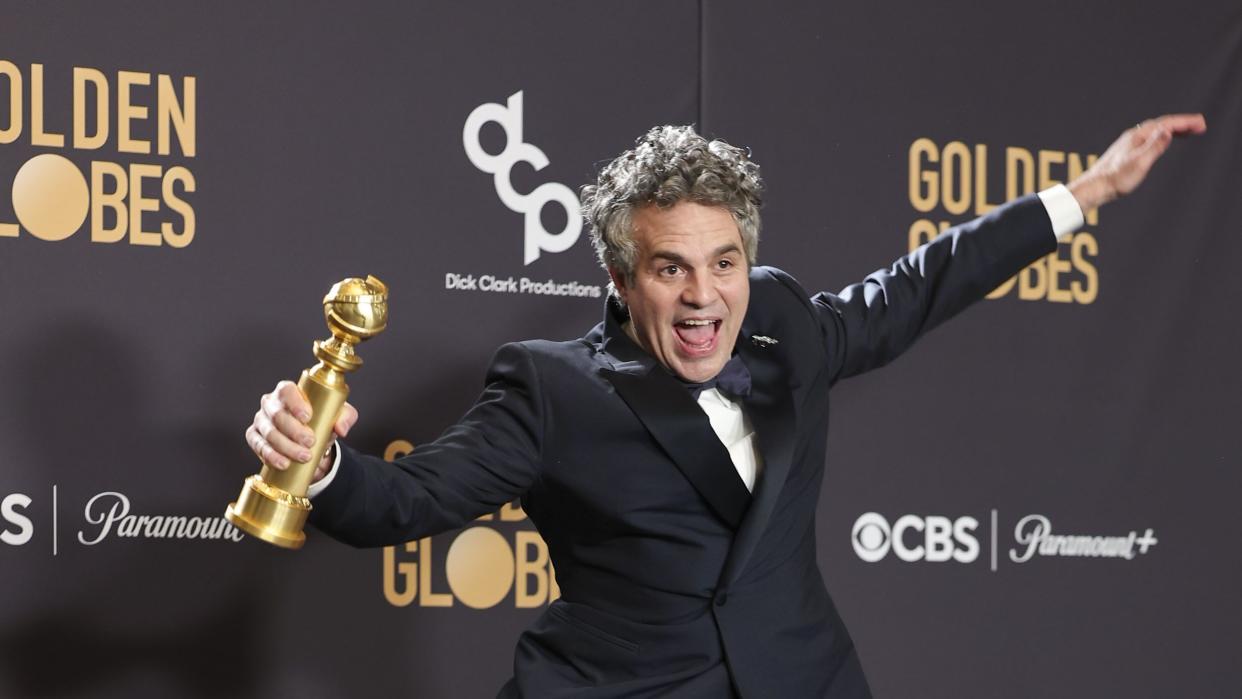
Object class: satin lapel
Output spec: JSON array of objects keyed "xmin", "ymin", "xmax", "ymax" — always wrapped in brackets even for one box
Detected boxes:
[
  {"xmin": 719, "ymin": 334, "xmax": 797, "ymax": 585},
  {"xmin": 602, "ymin": 366, "xmax": 751, "ymax": 530}
]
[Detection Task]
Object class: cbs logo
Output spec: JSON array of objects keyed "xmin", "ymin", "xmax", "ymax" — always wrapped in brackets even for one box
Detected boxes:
[{"xmin": 851, "ymin": 512, "xmax": 979, "ymax": 563}]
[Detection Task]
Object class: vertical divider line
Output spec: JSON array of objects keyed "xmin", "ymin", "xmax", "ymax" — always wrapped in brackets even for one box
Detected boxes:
[
  {"xmin": 52, "ymin": 484, "xmax": 58, "ymax": 556},
  {"xmin": 990, "ymin": 508, "xmax": 997, "ymax": 572}
]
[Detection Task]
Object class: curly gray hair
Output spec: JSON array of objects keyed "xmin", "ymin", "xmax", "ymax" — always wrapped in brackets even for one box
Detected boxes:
[{"xmin": 581, "ymin": 125, "xmax": 764, "ymax": 295}]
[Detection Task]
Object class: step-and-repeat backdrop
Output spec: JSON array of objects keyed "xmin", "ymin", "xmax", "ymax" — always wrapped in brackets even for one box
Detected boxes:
[{"xmin": 2, "ymin": 2, "xmax": 1237, "ymax": 697}]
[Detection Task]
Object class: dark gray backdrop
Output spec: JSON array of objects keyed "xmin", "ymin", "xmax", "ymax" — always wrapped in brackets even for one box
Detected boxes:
[{"xmin": 1, "ymin": 2, "xmax": 1237, "ymax": 697}]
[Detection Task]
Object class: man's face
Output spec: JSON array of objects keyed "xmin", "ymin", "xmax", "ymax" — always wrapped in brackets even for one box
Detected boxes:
[{"xmin": 611, "ymin": 201, "xmax": 750, "ymax": 383}]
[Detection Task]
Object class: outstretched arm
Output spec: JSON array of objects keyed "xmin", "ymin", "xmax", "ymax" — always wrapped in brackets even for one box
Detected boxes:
[
  {"xmin": 243, "ymin": 342, "xmax": 545, "ymax": 547},
  {"xmin": 815, "ymin": 114, "xmax": 1207, "ymax": 383}
]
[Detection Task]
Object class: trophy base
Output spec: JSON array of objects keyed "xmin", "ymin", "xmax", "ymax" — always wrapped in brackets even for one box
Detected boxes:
[{"xmin": 225, "ymin": 475, "xmax": 311, "ymax": 550}]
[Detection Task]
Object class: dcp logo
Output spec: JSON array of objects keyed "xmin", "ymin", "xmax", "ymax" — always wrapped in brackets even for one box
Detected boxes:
[
  {"xmin": 463, "ymin": 91, "xmax": 581, "ymax": 265},
  {"xmin": 851, "ymin": 512, "xmax": 979, "ymax": 563}
]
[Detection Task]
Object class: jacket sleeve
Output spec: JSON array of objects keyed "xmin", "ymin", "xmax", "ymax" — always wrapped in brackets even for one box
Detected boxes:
[
  {"xmin": 806, "ymin": 194, "xmax": 1058, "ymax": 384},
  {"xmin": 307, "ymin": 341, "xmax": 544, "ymax": 547}
]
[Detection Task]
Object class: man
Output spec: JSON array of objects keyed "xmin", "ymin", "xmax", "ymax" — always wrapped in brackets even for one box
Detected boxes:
[{"xmin": 245, "ymin": 114, "xmax": 1205, "ymax": 697}]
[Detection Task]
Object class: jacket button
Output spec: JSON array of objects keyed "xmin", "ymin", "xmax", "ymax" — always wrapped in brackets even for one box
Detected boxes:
[{"xmin": 715, "ymin": 591, "xmax": 728, "ymax": 607}]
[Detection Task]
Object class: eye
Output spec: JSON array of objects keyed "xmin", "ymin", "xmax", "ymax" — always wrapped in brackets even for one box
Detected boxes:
[
  {"xmin": 716, "ymin": 259, "xmax": 734, "ymax": 270},
  {"xmin": 660, "ymin": 264, "xmax": 681, "ymax": 276}
]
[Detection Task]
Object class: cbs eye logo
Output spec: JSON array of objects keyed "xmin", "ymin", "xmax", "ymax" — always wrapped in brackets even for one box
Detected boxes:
[
  {"xmin": 851, "ymin": 512, "xmax": 891, "ymax": 563},
  {"xmin": 851, "ymin": 512, "xmax": 980, "ymax": 563}
]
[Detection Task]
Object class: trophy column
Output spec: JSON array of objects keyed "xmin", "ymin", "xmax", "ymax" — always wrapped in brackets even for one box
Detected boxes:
[{"xmin": 226, "ymin": 276, "xmax": 388, "ymax": 549}]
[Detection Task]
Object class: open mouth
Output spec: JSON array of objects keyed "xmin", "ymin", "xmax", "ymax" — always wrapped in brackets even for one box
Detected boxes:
[{"xmin": 673, "ymin": 318, "xmax": 721, "ymax": 355}]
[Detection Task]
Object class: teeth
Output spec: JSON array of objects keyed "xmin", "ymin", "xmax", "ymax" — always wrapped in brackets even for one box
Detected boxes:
[{"xmin": 680, "ymin": 319, "xmax": 715, "ymax": 326}]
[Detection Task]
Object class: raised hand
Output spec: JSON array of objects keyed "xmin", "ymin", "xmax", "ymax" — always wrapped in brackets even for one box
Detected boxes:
[{"xmin": 1068, "ymin": 113, "xmax": 1207, "ymax": 211}]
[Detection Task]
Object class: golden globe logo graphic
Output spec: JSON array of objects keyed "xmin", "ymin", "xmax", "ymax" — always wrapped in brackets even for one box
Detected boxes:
[
  {"xmin": 11, "ymin": 154, "xmax": 89, "ymax": 241},
  {"xmin": 0, "ymin": 61, "xmax": 196, "ymax": 247},
  {"xmin": 380, "ymin": 440, "xmax": 560, "ymax": 610}
]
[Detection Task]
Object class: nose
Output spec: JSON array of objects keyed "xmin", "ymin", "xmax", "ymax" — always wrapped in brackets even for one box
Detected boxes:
[{"xmin": 680, "ymin": 272, "xmax": 717, "ymax": 308}]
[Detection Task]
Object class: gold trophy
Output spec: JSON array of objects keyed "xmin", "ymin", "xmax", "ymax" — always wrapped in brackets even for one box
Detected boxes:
[{"xmin": 226, "ymin": 275, "xmax": 389, "ymax": 549}]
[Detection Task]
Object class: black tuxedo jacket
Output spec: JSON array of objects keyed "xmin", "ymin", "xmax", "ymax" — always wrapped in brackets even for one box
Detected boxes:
[{"xmin": 309, "ymin": 194, "xmax": 1057, "ymax": 697}]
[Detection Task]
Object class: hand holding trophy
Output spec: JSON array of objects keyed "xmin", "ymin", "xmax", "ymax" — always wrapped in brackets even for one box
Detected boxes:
[{"xmin": 226, "ymin": 275, "xmax": 389, "ymax": 549}]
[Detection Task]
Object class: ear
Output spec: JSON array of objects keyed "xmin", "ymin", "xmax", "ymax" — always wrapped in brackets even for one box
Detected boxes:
[{"xmin": 607, "ymin": 267, "xmax": 629, "ymax": 304}]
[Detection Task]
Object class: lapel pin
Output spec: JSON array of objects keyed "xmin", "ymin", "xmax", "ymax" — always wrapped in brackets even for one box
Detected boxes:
[{"xmin": 751, "ymin": 335, "xmax": 779, "ymax": 347}]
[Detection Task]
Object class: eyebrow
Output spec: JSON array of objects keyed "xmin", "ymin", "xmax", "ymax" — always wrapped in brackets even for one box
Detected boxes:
[{"xmin": 650, "ymin": 243, "xmax": 743, "ymax": 266}]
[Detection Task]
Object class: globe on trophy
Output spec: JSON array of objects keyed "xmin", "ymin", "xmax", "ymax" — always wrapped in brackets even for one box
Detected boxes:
[{"xmin": 226, "ymin": 275, "xmax": 389, "ymax": 549}]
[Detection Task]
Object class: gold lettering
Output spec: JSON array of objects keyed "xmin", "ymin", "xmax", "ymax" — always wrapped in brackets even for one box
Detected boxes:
[
  {"xmin": 128, "ymin": 163, "xmax": 162, "ymax": 246},
  {"xmin": 514, "ymin": 530, "xmax": 549, "ymax": 608},
  {"xmin": 117, "ymin": 71, "xmax": 151, "ymax": 154},
  {"xmin": 382, "ymin": 541, "xmax": 417, "ymax": 607},
  {"xmin": 161, "ymin": 166, "xmax": 195, "ymax": 248},
  {"xmin": 908, "ymin": 141, "xmax": 1102, "ymax": 306},
  {"xmin": 908, "ymin": 138, "xmax": 938, "ymax": 213},
  {"xmin": 1018, "ymin": 257, "xmax": 1048, "ymax": 300},
  {"xmin": 1038, "ymin": 149, "xmax": 1065, "ymax": 191},
  {"xmin": 476, "ymin": 500, "xmax": 526, "ymax": 523},
  {"xmin": 500, "ymin": 501, "xmax": 527, "ymax": 522},
  {"xmin": 30, "ymin": 64, "xmax": 65, "ymax": 148},
  {"xmin": 1046, "ymin": 245, "xmax": 1073, "ymax": 303},
  {"xmin": 1071, "ymin": 232, "xmax": 1099, "ymax": 304},
  {"xmin": 0, "ymin": 60, "xmax": 22, "ymax": 144},
  {"xmin": 908, "ymin": 219, "xmax": 937, "ymax": 252},
  {"xmin": 384, "ymin": 439, "xmax": 414, "ymax": 462},
  {"xmin": 973, "ymin": 144, "xmax": 997, "ymax": 215},
  {"xmin": 941, "ymin": 141, "xmax": 970, "ymax": 215},
  {"xmin": 157, "ymin": 74, "xmax": 195, "ymax": 157},
  {"xmin": 73, "ymin": 67, "xmax": 109, "ymax": 150},
  {"xmin": 1068, "ymin": 153, "xmax": 1100, "ymax": 226},
  {"xmin": 1006, "ymin": 147, "xmax": 1034, "ymax": 201},
  {"xmin": 419, "ymin": 537, "xmax": 453, "ymax": 607},
  {"xmin": 91, "ymin": 160, "xmax": 128, "ymax": 243}
]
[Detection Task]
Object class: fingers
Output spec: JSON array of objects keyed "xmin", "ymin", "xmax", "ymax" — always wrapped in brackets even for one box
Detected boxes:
[
  {"xmin": 1153, "ymin": 113, "xmax": 1207, "ymax": 136},
  {"xmin": 313, "ymin": 445, "xmax": 336, "ymax": 483},
  {"xmin": 334, "ymin": 402, "xmax": 358, "ymax": 438},
  {"xmin": 312, "ymin": 460, "xmax": 331, "ymax": 483},
  {"xmin": 1132, "ymin": 114, "xmax": 1205, "ymax": 148},
  {"xmin": 275, "ymin": 380, "xmax": 313, "ymax": 422},
  {"xmin": 248, "ymin": 380, "xmax": 316, "ymax": 470},
  {"xmin": 247, "ymin": 423, "xmax": 293, "ymax": 470},
  {"xmin": 245, "ymin": 383, "xmax": 359, "ymax": 472},
  {"xmin": 254, "ymin": 407, "xmax": 314, "ymax": 466},
  {"xmin": 1128, "ymin": 130, "xmax": 1172, "ymax": 184},
  {"xmin": 1069, "ymin": 113, "xmax": 1203, "ymax": 209}
]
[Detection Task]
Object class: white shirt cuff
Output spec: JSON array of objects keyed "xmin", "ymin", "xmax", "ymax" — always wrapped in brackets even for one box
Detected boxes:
[
  {"xmin": 1038, "ymin": 184, "xmax": 1085, "ymax": 240},
  {"xmin": 306, "ymin": 442, "xmax": 342, "ymax": 498}
]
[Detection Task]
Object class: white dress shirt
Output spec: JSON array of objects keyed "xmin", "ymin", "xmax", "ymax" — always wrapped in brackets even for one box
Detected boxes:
[{"xmin": 697, "ymin": 387, "xmax": 763, "ymax": 492}]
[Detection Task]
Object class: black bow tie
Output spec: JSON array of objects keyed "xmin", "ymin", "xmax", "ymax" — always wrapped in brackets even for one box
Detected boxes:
[{"xmin": 680, "ymin": 354, "xmax": 752, "ymax": 401}]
